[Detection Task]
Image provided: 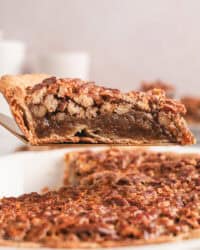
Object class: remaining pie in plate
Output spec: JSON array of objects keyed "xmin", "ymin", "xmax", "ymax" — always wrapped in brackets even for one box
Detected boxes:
[
  {"xmin": 140, "ymin": 80, "xmax": 175, "ymax": 98},
  {"xmin": 181, "ymin": 96, "xmax": 200, "ymax": 124},
  {"xmin": 64, "ymin": 147, "xmax": 200, "ymax": 186},
  {"xmin": 0, "ymin": 148, "xmax": 200, "ymax": 248},
  {"xmin": 0, "ymin": 74, "xmax": 195, "ymax": 145}
]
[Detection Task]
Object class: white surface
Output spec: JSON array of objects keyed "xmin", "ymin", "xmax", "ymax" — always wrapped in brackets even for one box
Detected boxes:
[
  {"xmin": 1, "ymin": 0, "xmax": 200, "ymax": 94},
  {"xmin": 0, "ymin": 93, "xmax": 12, "ymax": 116},
  {"xmin": 0, "ymin": 155, "xmax": 23, "ymax": 197},
  {"xmin": 0, "ymin": 146, "xmax": 200, "ymax": 249},
  {"xmin": 0, "ymin": 125, "xmax": 22, "ymax": 156}
]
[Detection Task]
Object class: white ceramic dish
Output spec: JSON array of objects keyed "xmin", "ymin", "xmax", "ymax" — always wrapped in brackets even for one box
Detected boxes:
[{"xmin": 0, "ymin": 146, "xmax": 200, "ymax": 250}]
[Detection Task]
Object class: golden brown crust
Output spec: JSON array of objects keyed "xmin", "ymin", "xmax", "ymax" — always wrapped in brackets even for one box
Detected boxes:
[
  {"xmin": 0, "ymin": 230, "xmax": 199, "ymax": 248},
  {"xmin": 0, "ymin": 74, "xmax": 51, "ymax": 141},
  {"xmin": 0, "ymin": 74, "xmax": 195, "ymax": 145},
  {"xmin": 0, "ymin": 74, "xmax": 51, "ymax": 92}
]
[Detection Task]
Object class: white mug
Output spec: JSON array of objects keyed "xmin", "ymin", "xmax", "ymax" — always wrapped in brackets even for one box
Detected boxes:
[
  {"xmin": 32, "ymin": 51, "xmax": 90, "ymax": 80},
  {"xmin": 0, "ymin": 40, "xmax": 26, "ymax": 75},
  {"xmin": 0, "ymin": 40, "xmax": 26, "ymax": 116}
]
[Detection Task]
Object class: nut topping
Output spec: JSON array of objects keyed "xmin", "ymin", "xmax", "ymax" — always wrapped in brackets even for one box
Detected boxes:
[
  {"xmin": 55, "ymin": 112, "xmax": 67, "ymax": 122},
  {"xmin": 31, "ymin": 105, "xmax": 47, "ymax": 118},
  {"xmin": 22, "ymin": 76, "xmax": 195, "ymax": 145},
  {"xmin": 44, "ymin": 94, "xmax": 58, "ymax": 112},
  {"xmin": 0, "ymin": 149, "xmax": 199, "ymax": 248}
]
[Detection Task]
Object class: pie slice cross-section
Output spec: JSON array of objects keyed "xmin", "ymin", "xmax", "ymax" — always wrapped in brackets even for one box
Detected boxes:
[{"xmin": 0, "ymin": 74, "xmax": 195, "ymax": 145}]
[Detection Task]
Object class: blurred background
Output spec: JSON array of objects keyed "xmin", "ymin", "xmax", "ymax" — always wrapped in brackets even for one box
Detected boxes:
[
  {"xmin": 0, "ymin": 0, "xmax": 200, "ymax": 153},
  {"xmin": 0, "ymin": 0, "xmax": 199, "ymax": 94}
]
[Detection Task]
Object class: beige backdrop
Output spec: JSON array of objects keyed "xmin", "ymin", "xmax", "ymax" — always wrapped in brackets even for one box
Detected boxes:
[{"xmin": 0, "ymin": 0, "xmax": 199, "ymax": 95}]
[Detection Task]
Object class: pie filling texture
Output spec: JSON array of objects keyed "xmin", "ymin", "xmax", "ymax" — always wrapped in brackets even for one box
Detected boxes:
[
  {"xmin": 31, "ymin": 105, "xmax": 170, "ymax": 141},
  {"xmin": 22, "ymin": 77, "xmax": 194, "ymax": 145},
  {"xmin": 0, "ymin": 75, "xmax": 195, "ymax": 144},
  {"xmin": 0, "ymin": 149, "xmax": 199, "ymax": 248}
]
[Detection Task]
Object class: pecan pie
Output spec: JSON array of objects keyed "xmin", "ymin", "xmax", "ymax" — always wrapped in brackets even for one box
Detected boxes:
[
  {"xmin": 64, "ymin": 148, "xmax": 200, "ymax": 186},
  {"xmin": 0, "ymin": 74, "xmax": 194, "ymax": 145},
  {"xmin": 140, "ymin": 80, "xmax": 175, "ymax": 98},
  {"xmin": 181, "ymin": 96, "xmax": 200, "ymax": 124},
  {"xmin": 0, "ymin": 148, "xmax": 200, "ymax": 248}
]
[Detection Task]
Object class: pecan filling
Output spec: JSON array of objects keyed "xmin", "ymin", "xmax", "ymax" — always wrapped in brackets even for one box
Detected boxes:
[
  {"xmin": 30, "ymin": 105, "xmax": 169, "ymax": 141},
  {"xmin": 22, "ymin": 77, "xmax": 194, "ymax": 145}
]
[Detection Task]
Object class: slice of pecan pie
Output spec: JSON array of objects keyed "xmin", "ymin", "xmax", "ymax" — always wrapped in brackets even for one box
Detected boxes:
[
  {"xmin": 0, "ymin": 74, "xmax": 195, "ymax": 145},
  {"xmin": 181, "ymin": 96, "xmax": 200, "ymax": 124},
  {"xmin": 140, "ymin": 80, "xmax": 175, "ymax": 98},
  {"xmin": 0, "ymin": 148, "xmax": 200, "ymax": 248}
]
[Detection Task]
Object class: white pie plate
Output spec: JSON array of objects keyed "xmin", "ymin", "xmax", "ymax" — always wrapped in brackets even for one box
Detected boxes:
[{"xmin": 0, "ymin": 146, "xmax": 200, "ymax": 250}]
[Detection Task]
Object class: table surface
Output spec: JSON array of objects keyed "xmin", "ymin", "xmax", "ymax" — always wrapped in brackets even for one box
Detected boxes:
[{"xmin": 0, "ymin": 128, "xmax": 23, "ymax": 156}]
